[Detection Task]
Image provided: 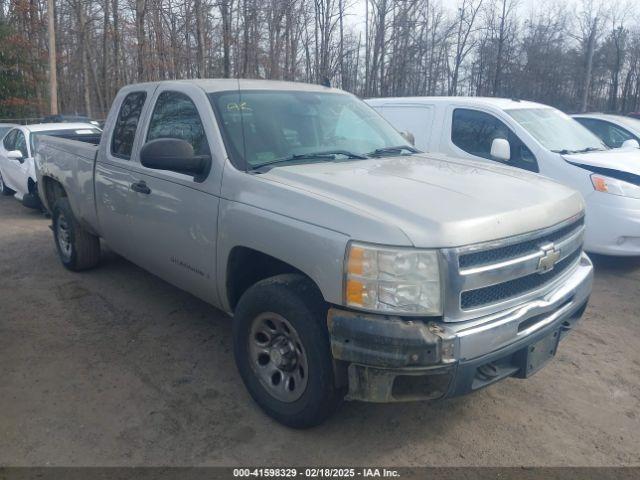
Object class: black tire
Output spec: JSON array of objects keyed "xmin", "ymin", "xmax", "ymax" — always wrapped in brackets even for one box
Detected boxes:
[
  {"xmin": 0, "ymin": 171, "xmax": 14, "ymax": 196},
  {"xmin": 233, "ymin": 274, "xmax": 344, "ymax": 428},
  {"xmin": 52, "ymin": 197, "xmax": 101, "ymax": 271}
]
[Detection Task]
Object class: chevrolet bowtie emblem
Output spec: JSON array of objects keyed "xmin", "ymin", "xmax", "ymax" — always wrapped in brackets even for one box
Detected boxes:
[{"xmin": 537, "ymin": 243, "xmax": 561, "ymax": 273}]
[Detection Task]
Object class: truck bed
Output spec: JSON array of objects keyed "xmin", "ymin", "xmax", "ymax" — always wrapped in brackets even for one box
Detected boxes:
[{"xmin": 36, "ymin": 135, "xmax": 100, "ymax": 234}]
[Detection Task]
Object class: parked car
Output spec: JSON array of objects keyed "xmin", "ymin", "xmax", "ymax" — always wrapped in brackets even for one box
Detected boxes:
[
  {"xmin": 572, "ymin": 113, "xmax": 640, "ymax": 149},
  {"xmin": 36, "ymin": 80, "xmax": 592, "ymax": 427},
  {"xmin": 0, "ymin": 123, "xmax": 102, "ymax": 207},
  {"xmin": 41, "ymin": 114, "xmax": 101, "ymax": 127},
  {"xmin": 367, "ymin": 96, "xmax": 640, "ymax": 256}
]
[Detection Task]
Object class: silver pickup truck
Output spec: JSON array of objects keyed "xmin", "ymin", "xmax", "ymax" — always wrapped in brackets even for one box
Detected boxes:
[{"xmin": 36, "ymin": 79, "xmax": 593, "ymax": 428}]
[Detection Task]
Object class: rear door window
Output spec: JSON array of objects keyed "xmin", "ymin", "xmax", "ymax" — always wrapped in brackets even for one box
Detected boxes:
[
  {"xmin": 111, "ymin": 91, "xmax": 147, "ymax": 159},
  {"xmin": 451, "ymin": 108, "xmax": 538, "ymax": 172},
  {"xmin": 375, "ymin": 105, "xmax": 434, "ymax": 151}
]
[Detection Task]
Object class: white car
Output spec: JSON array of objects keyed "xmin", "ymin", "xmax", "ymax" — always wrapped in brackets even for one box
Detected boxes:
[
  {"xmin": 572, "ymin": 113, "xmax": 640, "ymax": 149},
  {"xmin": 0, "ymin": 123, "xmax": 101, "ymax": 208},
  {"xmin": 366, "ymin": 96, "xmax": 640, "ymax": 256}
]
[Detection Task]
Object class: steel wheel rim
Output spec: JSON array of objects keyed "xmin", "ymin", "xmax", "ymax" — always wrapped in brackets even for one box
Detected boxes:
[
  {"xmin": 248, "ymin": 312, "xmax": 309, "ymax": 403},
  {"xmin": 0, "ymin": 173, "xmax": 4, "ymax": 193},
  {"xmin": 56, "ymin": 212, "xmax": 72, "ymax": 260}
]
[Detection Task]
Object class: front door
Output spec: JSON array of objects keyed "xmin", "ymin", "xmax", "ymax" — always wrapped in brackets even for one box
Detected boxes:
[{"xmin": 124, "ymin": 86, "xmax": 221, "ymax": 305}]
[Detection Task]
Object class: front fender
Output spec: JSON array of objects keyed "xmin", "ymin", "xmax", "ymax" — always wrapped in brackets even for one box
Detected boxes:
[{"xmin": 216, "ymin": 198, "xmax": 349, "ymax": 313}]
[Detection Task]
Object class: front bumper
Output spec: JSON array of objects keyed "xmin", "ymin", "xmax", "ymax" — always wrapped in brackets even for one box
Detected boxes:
[
  {"xmin": 584, "ymin": 194, "xmax": 640, "ymax": 256},
  {"xmin": 327, "ymin": 253, "xmax": 593, "ymax": 402}
]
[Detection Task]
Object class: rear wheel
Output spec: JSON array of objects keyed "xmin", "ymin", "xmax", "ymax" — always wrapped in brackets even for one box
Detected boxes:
[
  {"xmin": 233, "ymin": 274, "xmax": 344, "ymax": 428},
  {"xmin": 52, "ymin": 197, "xmax": 101, "ymax": 271},
  {"xmin": 0, "ymin": 171, "xmax": 14, "ymax": 196}
]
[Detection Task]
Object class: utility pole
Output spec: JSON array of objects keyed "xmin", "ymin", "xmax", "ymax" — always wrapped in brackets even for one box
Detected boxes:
[{"xmin": 47, "ymin": 0, "xmax": 58, "ymax": 115}]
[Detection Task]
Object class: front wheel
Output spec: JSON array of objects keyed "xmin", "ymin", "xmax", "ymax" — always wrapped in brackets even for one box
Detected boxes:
[
  {"xmin": 52, "ymin": 197, "xmax": 101, "ymax": 271},
  {"xmin": 233, "ymin": 274, "xmax": 344, "ymax": 428},
  {"xmin": 0, "ymin": 171, "xmax": 14, "ymax": 196}
]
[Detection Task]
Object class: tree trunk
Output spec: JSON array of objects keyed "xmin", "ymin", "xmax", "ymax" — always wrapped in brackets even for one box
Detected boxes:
[
  {"xmin": 47, "ymin": 0, "xmax": 57, "ymax": 114},
  {"xmin": 580, "ymin": 17, "xmax": 597, "ymax": 113},
  {"xmin": 136, "ymin": 0, "xmax": 147, "ymax": 81}
]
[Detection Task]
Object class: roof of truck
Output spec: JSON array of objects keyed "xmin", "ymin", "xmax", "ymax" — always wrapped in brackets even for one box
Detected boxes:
[
  {"xmin": 121, "ymin": 78, "xmax": 347, "ymax": 95},
  {"xmin": 365, "ymin": 96, "xmax": 550, "ymax": 111}
]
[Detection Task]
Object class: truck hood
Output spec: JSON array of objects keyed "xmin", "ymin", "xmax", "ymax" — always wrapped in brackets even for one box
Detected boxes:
[
  {"xmin": 563, "ymin": 148, "xmax": 640, "ymax": 180},
  {"xmin": 261, "ymin": 153, "xmax": 584, "ymax": 248}
]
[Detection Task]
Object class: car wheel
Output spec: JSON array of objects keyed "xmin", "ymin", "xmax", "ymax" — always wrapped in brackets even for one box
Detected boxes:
[
  {"xmin": 0, "ymin": 171, "xmax": 15, "ymax": 196},
  {"xmin": 233, "ymin": 274, "xmax": 344, "ymax": 428},
  {"xmin": 52, "ymin": 197, "xmax": 101, "ymax": 271}
]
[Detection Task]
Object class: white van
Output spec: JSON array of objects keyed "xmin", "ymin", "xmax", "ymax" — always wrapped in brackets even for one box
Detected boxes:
[{"xmin": 366, "ymin": 97, "xmax": 640, "ymax": 256}]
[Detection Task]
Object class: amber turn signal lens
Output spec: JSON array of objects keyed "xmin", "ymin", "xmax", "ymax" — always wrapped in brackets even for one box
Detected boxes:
[
  {"xmin": 592, "ymin": 176, "xmax": 608, "ymax": 192},
  {"xmin": 346, "ymin": 279, "xmax": 364, "ymax": 305},
  {"xmin": 347, "ymin": 245, "xmax": 364, "ymax": 275}
]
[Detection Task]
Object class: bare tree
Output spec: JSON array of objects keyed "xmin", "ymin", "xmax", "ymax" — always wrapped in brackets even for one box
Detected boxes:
[{"xmin": 449, "ymin": 0, "xmax": 484, "ymax": 95}]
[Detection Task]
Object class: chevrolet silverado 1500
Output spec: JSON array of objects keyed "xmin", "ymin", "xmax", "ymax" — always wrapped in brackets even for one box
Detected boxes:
[{"xmin": 36, "ymin": 79, "xmax": 593, "ymax": 428}]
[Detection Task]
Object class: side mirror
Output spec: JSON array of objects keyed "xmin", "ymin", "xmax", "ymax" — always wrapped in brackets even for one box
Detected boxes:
[
  {"xmin": 490, "ymin": 138, "xmax": 511, "ymax": 161},
  {"xmin": 621, "ymin": 139, "xmax": 640, "ymax": 149},
  {"xmin": 7, "ymin": 150, "xmax": 24, "ymax": 161},
  {"xmin": 400, "ymin": 131, "xmax": 415, "ymax": 146},
  {"xmin": 139, "ymin": 138, "xmax": 209, "ymax": 176}
]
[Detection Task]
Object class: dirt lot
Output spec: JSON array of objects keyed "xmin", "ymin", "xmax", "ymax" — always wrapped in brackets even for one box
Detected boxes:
[{"xmin": 1, "ymin": 195, "xmax": 639, "ymax": 467}]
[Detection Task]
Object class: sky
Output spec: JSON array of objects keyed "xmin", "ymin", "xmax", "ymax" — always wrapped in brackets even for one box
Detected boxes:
[{"xmin": 342, "ymin": 0, "xmax": 618, "ymax": 32}]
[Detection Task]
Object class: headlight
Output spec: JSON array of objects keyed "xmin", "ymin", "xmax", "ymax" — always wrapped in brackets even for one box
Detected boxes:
[
  {"xmin": 591, "ymin": 174, "xmax": 640, "ymax": 200},
  {"xmin": 344, "ymin": 242, "xmax": 442, "ymax": 315}
]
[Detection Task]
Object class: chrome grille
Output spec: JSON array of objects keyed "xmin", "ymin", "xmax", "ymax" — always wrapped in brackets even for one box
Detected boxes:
[
  {"xmin": 459, "ymin": 217, "xmax": 584, "ymax": 269},
  {"xmin": 442, "ymin": 214, "xmax": 585, "ymax": 321},
  {"xmin": 460, "ymin": 248, "xmax": 581, "ymax": 309}
]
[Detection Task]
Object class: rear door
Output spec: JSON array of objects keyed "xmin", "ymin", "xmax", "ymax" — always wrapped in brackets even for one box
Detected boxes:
[
  {"xmin": 122, "ymin": 84, "xmax": 223, "ymax": 305},
  {"xmin": 95, "ymin": 86, "xmax": 155, "ymax": 257}
]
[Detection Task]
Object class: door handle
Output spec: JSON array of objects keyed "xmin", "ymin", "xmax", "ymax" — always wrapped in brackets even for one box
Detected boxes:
[{"xmin": 131, "ymin": 180, "xmax": 151, "ymax": 194}]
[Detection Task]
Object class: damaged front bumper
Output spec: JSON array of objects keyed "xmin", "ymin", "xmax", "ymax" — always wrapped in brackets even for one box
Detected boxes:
[{"xmin": 327, "ymin": 253, "xmax": 593, "ymax": 403}]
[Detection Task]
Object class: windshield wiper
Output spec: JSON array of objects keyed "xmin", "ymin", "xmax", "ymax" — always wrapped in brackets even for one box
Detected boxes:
[
  {"xmin": 367, "ymin": 145, "xmax": 420, "ymax": 157},
  {"xmin": 573, "ymin": 147, "xmax": 606, "ymax": 153},
  {"xmin": 251, "ymin": 150, "xmax": 368, "ymax": 171},
  {"xmin": 552, "ymin": 147, "xmax": 606, "ymax": 155}
]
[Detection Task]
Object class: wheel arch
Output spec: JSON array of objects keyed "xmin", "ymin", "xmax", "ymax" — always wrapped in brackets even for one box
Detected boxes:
[
  {"xmin": 225, "ymin": 247, "xmax": 325, "ymax": 313},
  {"xmin": 40, "ymin": 175, "xmax": 68, "ymax": 213}
]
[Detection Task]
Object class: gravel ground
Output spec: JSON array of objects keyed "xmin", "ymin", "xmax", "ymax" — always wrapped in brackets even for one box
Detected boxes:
[{"xmin": 1, "ymin": 195, "xmax": 639, "ymax": 467}]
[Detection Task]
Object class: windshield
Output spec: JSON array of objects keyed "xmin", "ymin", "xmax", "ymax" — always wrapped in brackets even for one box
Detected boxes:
[
  {"xmin": 507, "ymin": 108, "xmax": 607, "ymax": 153},
  {"xmin": 209, "ymin": 90, "xmax": 413, "ymax": 169}
]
